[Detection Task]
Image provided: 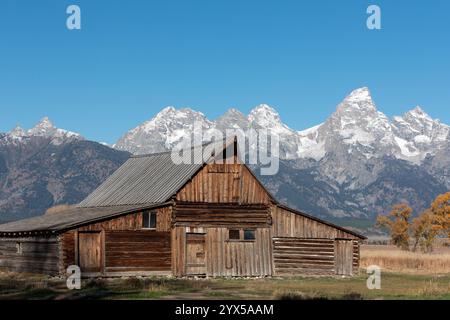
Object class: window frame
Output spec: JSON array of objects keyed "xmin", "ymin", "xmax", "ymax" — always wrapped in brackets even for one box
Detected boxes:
[
  {"xmin": 228, "ymin": 229, "xmax": 240, "ymax": 240},
  {"xmin": 227, "ymin": 228, "xmax": 256, "ymax": 242},
  {"xmin": 142, "ymin": 210, "xmax": 157, "ymax": 230},
  {"xmin": 243, "ymin": 229, "xmax": 256, "ymax": 241},
  {"xmin": 16, "ymin": 242, "xmax": 23, "ymax": 255}
]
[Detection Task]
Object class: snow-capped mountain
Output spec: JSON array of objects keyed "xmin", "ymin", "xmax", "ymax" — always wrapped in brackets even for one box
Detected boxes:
[
  {"xmin": 292, "ymin": 88, "xmax": 450, "ymax": 163},
  {"xmin": 113, "ymin": 87, "xmax": 450, "ymax": 220},
  {"xmin": 115, "ymin": 87, "xmax": 449, "ymax": 165},
  {"xmin": 0, "ymin": 119, "xmax": 126, "ymax": 222},
  {"xmin": 114, "ymin": 107, "xmax": 213, "ymax": 154},
  {"xmin": 305, "ymin": 87, "xmax": 397, "ymax": 158},
  {"xmin": 392, "ymin": 106, "xmax": 449, "ymax": 162},
  {"xmin": 2, "ymin": 117, "xmax": 83, "ymax": 146},
  {"xmin": 115, "ymin": 104, "xmax": 314, "ymax": 159}
]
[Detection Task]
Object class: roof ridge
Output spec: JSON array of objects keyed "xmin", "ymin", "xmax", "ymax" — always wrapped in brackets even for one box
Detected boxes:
[{"xmin": 76, "ymin": 202, "xmax": 160, "ymax": 209}]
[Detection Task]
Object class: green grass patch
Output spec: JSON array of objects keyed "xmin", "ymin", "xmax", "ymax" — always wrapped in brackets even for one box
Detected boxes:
[{"xmin": 0, "ymin": 271, "xmax": 449, "ymax": 300}]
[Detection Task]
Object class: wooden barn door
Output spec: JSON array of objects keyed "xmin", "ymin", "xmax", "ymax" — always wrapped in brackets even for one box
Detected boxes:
[
  {"xmin": 334, "ymin": 239, "xmax": 353, "ymax": 276},
  {"xmin": 185, "ymin": 233, "xmax": 206, "ymax": 276},
  {"xmin": 78, "ymin": 232, "xmax": 103, "ymax": 274}
]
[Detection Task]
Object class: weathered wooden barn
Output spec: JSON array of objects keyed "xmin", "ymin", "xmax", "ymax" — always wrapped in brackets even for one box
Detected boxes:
[{"xmin": 0, "ymin": 139, "xmax": 365, "ymax": 278}]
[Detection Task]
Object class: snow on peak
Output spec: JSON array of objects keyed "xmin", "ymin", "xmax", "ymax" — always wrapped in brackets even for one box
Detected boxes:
[
  {"xmin": 326, "ymin": 87, "xmax": 394, "ymax": 148},
  {"xmin": 136, "ymin": 107, "xmax": 209, "ymax": 133},
  {"xmin": 405, "ymin": 106, "xmax": 433, "ymax": 121},
  {"xmin": 215, "ymin": 108, "xmax": 249, "ymax": 130},
  {"xmin": 396, "ymin": 106, "xmax": 445, "ymax": 133},
  {"xmin": 248, "ymin": 104, "xmax": 283, "ymax": 126},
  {"xmin": 29, "ymin": 117, "xmax": 82, "ymax": 141},
  {"xmin": 113, "ymin": 94, "xmax": 449, "ymax": 164},
  {"xmin": 250, "ymin": 103, "xmax": 279, "ymax": 115},
  {"xmin": 159, "ymin": 106, "xmax": 176, "ymax": 114},
  {"xmin": 156, "ymin": 106, "xmax": 206, "ymax": 120},
  {"xmin": 9, "ymin": 125, "xmax": 26, "ymax": 138},
  {"xmin": 392, "ymin": 106, "xmax": 450, "ymax": 157},
  {"xmin": 224, "ymin": 108, "xmax": 244, "ymax": 116},
  {"xmin": 28, "ymin": 117, "xmax": 56, "ymax": 136},
  {"xmin": 337, "ymin": 87, "xmax": 376, "ymax": 113},
  {"xmin": 247, "ymin": 103, "xmax": 298, "ymax": 137},
  {"xmin": 343, "ymin": 87, "xmax": 373, "ymax": 103},
  {"xmin": 2, "ymin": 117, "xmax": 82, "ymax": 145},
  {"xmin": 114, "ymin": 106, "xmax": 213, "ymax": 154}
]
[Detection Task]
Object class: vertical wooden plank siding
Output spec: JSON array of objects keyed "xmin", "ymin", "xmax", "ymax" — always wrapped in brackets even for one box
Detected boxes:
[
  {"xmin": 334, "ymin": 240, "xmax": 354, "ymax": 276},
  {"xmin": 171, "ymin": 227, "xmax": 186, "ymax": 277},
  {"xmin": 185, "ymin": 233, "xmax": 207, "ymax": 275},
  {"xmin": 172, "ymin": 226, "xmax": 272, "ymax": 277},
  {"xmin": 59, "ymin": 231, "xmax": 76, "ymax": 275},
  {"xmin": 78, "ymin": 232, "xmax": 103, "ymax": 273},
  {"xmin": 271, "ymin": 206, "xmax": 359, "ymax": 240},
  {"xmin": 176, "ymin": 164, "xmax": 271, "ymax": 204}
]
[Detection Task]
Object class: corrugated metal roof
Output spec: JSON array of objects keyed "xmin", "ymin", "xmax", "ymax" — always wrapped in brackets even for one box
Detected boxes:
[
  {"xmin": 0, "ymin": 203, "xmax": 167, "ymax": 234},
  {"xmin": 78, "ymin": 139, "xmax": 229, "ymax": 208}
]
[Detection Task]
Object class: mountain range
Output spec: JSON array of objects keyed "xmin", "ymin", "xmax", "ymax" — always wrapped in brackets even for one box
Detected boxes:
[
  {"xmin": 1, "ymin": 87, "xmax": 449, "ymax": 231},
  {"xmin": 0, "ymin": 118, "xmax": 129, "ymax": 222}
]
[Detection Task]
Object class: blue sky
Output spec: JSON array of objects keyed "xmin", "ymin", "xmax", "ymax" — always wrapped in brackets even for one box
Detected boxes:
[{"xmin": 0, "ymin": 0, "xmax": 449, "ymax": 143}]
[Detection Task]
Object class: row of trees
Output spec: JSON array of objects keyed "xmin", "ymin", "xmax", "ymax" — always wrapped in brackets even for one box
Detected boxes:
[{"xmin": 376, "ymin": 192, "xmax": 450, "ymax": 253}]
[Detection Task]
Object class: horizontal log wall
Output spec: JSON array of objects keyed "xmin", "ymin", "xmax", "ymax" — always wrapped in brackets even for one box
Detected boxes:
[
  {"xmin": 174, "ymin": 202, "xmax": 271, "ymax": 228},
  {"xmin": 0, "ymin": 237, "xmax": 60, "ymax": 275},
  {"xmin": 105, "ymin": 231, "xmax": 171, "ymax": 273},
  {"xmin": 272, "ymin": 206, "xmax": 359, "ymax": 239},
  {"xmin": 172, "ymin": 226, "xmax": 273, "ymax": 277},
  {"xmin": 176, "ymin": 164, "xmax": 271, "ymax": 204},
  {"xmin": 59, "ymin": 206, "xmax": 172, "ymax": 276},
  {"xmin": 352, "ymin": 240, "xmax": 360, "ymax": 274},
  {"xmin": 273, "ymin": 238, "xmax": 335, "ymax": 276},
  {"xmin": 73, "ymin": 206, "xmax": 172, "ymax": 232}
]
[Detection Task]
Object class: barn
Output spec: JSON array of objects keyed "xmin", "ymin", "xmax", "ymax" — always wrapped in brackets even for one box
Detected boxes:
[{"xmin": 0, "ymin": 138, "xmax": 365, "ymax": 278}]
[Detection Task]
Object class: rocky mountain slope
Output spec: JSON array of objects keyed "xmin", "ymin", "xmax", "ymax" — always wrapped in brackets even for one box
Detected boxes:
[
  {"xmin": 114, "ymin": 87, "xmax": 450, "ymax": 219},
  {"xmin": 0, "ymin": 119, "xmax": 129, "ymax": 222}
]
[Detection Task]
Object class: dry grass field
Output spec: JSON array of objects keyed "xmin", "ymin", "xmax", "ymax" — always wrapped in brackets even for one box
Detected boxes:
[
  {"xmin": 0, "ymin": 242, "xmax": 449, "ymax": 300},
  {"xmin": 0, "ymin": 269, "xmax": 449, "ymax": 300},
  {"xmin": 361, "ymin": 242, "xmax": 450, "ymax": 275}
]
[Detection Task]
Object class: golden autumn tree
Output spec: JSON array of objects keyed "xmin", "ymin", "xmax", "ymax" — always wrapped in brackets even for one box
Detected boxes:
[
  {"xmin": 429, "ymin": 192, "xmax": 450, "ymax": 243},
  {"xmin": 411, "ymin": 210, "xmax": 438, "ymax": 253},
  {"xmin": 376, "ymin": 203, "xmax": 412, "ymax": 250}
]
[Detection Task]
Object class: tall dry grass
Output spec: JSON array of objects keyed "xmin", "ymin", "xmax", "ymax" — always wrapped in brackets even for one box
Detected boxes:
[
  {"xmin": 361, "ymin": 245, "xmax": 450, "ymax": 274},
  {"xmin": 44, "ymin": 204, "xmax": 73, "ymax": 215}
]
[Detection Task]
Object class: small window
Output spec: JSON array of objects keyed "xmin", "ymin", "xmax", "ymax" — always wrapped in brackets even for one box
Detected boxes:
[
  {"xmin": 228, "ymin": 229, "xmax": 256, "ymax": 241},
  {"xmin": 229, "ymin": 230, "xmax": 240, "ymax": 240},
  {"xmin": 244, "ymin": 230, "xmax": 255, "ymax": 241},
  {"xmin": 143, "ymin": 211, "xmax": 157, "ymax": 229},
  {"xmin": 16, "ymin": 242, "xmax": 23, "ymax": 255}
]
